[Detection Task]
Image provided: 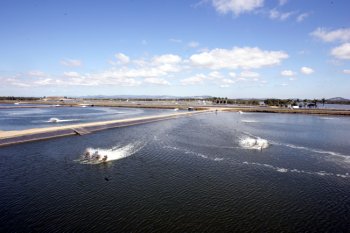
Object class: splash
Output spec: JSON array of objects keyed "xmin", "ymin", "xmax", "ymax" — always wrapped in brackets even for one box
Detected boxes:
[
  {"xmin": 319, "ymin": 117, "xmax": 335, "ymax": 120},
  {"xmin": 239, "ymin": 137, "xmax": 269, "ymax": 150},
  {"xmin": 46, "ymin": 117, "xmax": 79, "ymax": 123},
  {"xmin": 78, "ymin": 143, "xmax": 141, "ymax": 164},
  {"xmin": 241, "ymin": 119, "xmax": 258, "ymax": 123}
]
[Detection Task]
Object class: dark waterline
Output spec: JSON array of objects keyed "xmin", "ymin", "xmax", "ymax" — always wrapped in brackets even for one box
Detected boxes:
[{"xmin": 0, "ymin": 112, "xmax": 350, "ymax": 232}]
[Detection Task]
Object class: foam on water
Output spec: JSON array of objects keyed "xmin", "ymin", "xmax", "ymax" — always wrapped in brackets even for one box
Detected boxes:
[
  {"xmin": 78, "ymin": 143, "xmax": 142, "ymax": 164},
  {"xmin": 163, "ymin": 145, "xmax": 224, "ymax": 162},
  {"xmin": 239, "ymin": 137, "xmax": 269, "ymax": 150},
  {"xmin": 241, "ymin": 119, "xmax": 258, "ymax": 123},
  {"xmin": 319, "ymin": 117, "xmax": 336, "ymax": 120},
  {"xmin": 273, "ymin": 142, "xmax": 350, "ymax": 164},
  {"xmin": 46, "ymin": 117, "xmax": 79, "ymax": 123},
  {"xmin": 243, "ymin": 161, "xmax": 350, "ymax": 179}
]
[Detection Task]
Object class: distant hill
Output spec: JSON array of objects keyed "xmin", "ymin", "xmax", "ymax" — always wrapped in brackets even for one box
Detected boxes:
[{"xmin": 327, "ymin": 97, "xmax": 350, "ymax": 102}]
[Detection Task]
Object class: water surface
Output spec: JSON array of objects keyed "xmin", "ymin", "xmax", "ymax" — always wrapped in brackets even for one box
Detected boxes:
[
  {"xmin": 0, "ymin": 112, "xmax": 349, "ymax": 232},
  {"xmin": 0, "ymin": 106, "xmax": 177, "ymax": 131}
]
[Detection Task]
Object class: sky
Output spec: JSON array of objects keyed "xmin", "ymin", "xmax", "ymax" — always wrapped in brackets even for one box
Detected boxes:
[{"xmin": 0, "ymin": 0, "xmax": 350, "ymax": 98}]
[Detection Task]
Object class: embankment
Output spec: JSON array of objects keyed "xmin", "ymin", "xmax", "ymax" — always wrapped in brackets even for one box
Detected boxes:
[{"xmin": 0, "ymin": 110, "xmax": 211, "ymax": 147}]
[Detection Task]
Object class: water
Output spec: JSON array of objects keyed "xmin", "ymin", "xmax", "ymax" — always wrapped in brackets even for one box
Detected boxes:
[
  {"xmin": 0, "ymin": 106, "xmax": 177, "ymax": 131},
  {"xmin": 0, "ymin": 112, "xmax": 350, "ymax": 232},
  {"xmin": 322, "ymin": 104, "xmax": 350, "ymax": 110}
]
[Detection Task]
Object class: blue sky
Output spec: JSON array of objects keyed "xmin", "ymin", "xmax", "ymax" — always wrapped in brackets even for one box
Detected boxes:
[{"xmin": 1, "ymin": 0, "xmax": 350, "ymax": 98}]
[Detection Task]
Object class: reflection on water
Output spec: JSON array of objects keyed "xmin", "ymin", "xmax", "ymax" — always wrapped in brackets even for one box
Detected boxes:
[{"xmin": 0, "ymin": 112, "xmax": 350, "ymax": 232}]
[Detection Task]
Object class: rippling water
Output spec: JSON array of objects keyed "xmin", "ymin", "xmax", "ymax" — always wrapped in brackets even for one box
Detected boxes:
[
  {"xmin": 0, "ymin": 106, "xmax": 176, "ymax": 131},
  {"xmin": 0, "ymin": 112, "xmax": 350, "ymax": 232}
]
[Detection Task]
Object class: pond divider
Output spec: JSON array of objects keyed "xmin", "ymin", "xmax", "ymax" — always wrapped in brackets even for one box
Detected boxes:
[{"xmin": 0, "ymin": 110, "xmax": 211, "ymax": 147}]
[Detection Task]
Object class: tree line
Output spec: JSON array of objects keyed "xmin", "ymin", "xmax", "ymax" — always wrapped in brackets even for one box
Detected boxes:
[
  {"xmin": 0, "ymin": 96, "xmax": 41, "ymax": 101},
  {"xmin": 263, "ymin": 98, "xmax": 326, "ymax": 107}
]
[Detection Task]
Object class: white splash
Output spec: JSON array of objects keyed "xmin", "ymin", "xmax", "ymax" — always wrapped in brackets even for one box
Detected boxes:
[
  {"xmin": 79, "ymin": 143, "xmax": 140, "ymax": 164},
  {"xmin": 239, "ymin": 137, "xmax": 269, "ymax": 150},
  {"xmin": 214, "ymin": 158, "xmax": 224, "ymax": 161},
  {"xmin": 276, "ymin": 168, "xmax": 288, "ymax": 173},
  {"xmin": 241, "ymin": 119, "xmax": 258, "ymax": 123},
  {"xmin": 319, "ymin": 117, "xmax": 335, "ymax": 120},
  {"xmin": 46, "ymin": 117, "xmax": 78, "ymax": 123}
]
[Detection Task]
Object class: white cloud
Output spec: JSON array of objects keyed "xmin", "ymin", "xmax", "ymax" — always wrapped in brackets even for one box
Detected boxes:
[
  {"xmin": 212, "ymin": 0, "xmax": 264, "ymax": 15},
  {"xmin": 34, "ymin": 78, "xmax": 56, "ymax": 86},
  {"xmin": 169, "ymin": 38, "xmax": 182, "ymax": 43},
  {"xmin": 222, "ymin": 78, "xmax": 235, "ymax": 84},
  {"xmin": 152, "ymin": 54, "xmax": 182, "ymax": 64},
  {"xmin": 311, "ymin": 28, "xmax": 350, "ymax": 43},
  {"xmin": 279, "ymin": 0, "xmax": 288, "ymax": 6},
  {"xmin": 190, "ymin": 47, "xmax": 288, "ymax": 70},
  {"xmin": 269, "ymin": 9, "xmax": 295, "ymax": 21},
  {"xmin": 208, "ymin": 71, "xmax": 223, "ymax": 79},
  {"xmin": 2, "ymin": 77, "xmax": 32, "ymax": 87},
  {"xmin": 281, "ymin": 70, "xmax": 295, "ymax": 76},
  {"xmin": 220, "ymin": 84, "xmax": 230, "ymax": 88},
  {"xmin": 280, "ymin": 83, "xmax": 288, "ymax": 86},
  {"xmin": 296, "ymin": 13, "xmax": 309, "ymax": 22},
  {"xmin": 63, "ymin": 71, "xmax": 80, "ymax": 78},
  {"xmin": 228, "ymin": 72, "xmax": 236, "ymax": 77},
  {"xmin": 87, "ymin": 71, "xmax": 142, "ymax": 86},
  {"xmin": 331, "ymin": 43, "xmax": 350, "ymax": 59},
  {"xmin": 7, "ymin": 48, "xmax": 291, "ymax": 89},
  {"xmin": 115, "ymin": 53, "xmax": 130, "ymax": 64},
  {"xmin": 198, "ymin": 47, "xmax": 210, "ymax": 53},
  {"xmin": 181, "ymin": 74, "xmax": 206, "ymax": 85},
  {"xmin": 27, "ymin": 70, "xmax": 47, "ymax": 77},
  {"xmin": 151, "ymin": 54, "xmax": 182, "ymax": 73},
  {"xmin": 343, "ymin": 69, "xmax": 350, "ymax": 74},
  {"xmin": 144, "ymin": 78, "xmax": 170, "ymax": 85},
  {"xmin": 12, "ymin": 82, "xmax": 32, "ymax": 87},
  {"xmin": 240, "ymin": 71, "xmax": 260, "ymax": 78},
  {"xmin": 105, "ymin": 67, "xmax": 166, "ymax": 79},
  {"xmin": 60, "ymin": 59, "xmax": 82, "ymax": 67},
  {"xmin": 300, "ymin": 66, "xmax": 314, "ymax": 75},
  {"xmin": 188, "ymin": 41, "xmax": 200, "ymax": 48}
]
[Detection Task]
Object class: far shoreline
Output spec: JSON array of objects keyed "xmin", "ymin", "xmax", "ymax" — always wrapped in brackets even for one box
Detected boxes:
[
  {"xmin": 0, "ymin": 100, "xmax": 350, "ymax": 116},
  {"xmin": 1, "ymin": 100, "xmax": 350, "ymax": 116}
]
